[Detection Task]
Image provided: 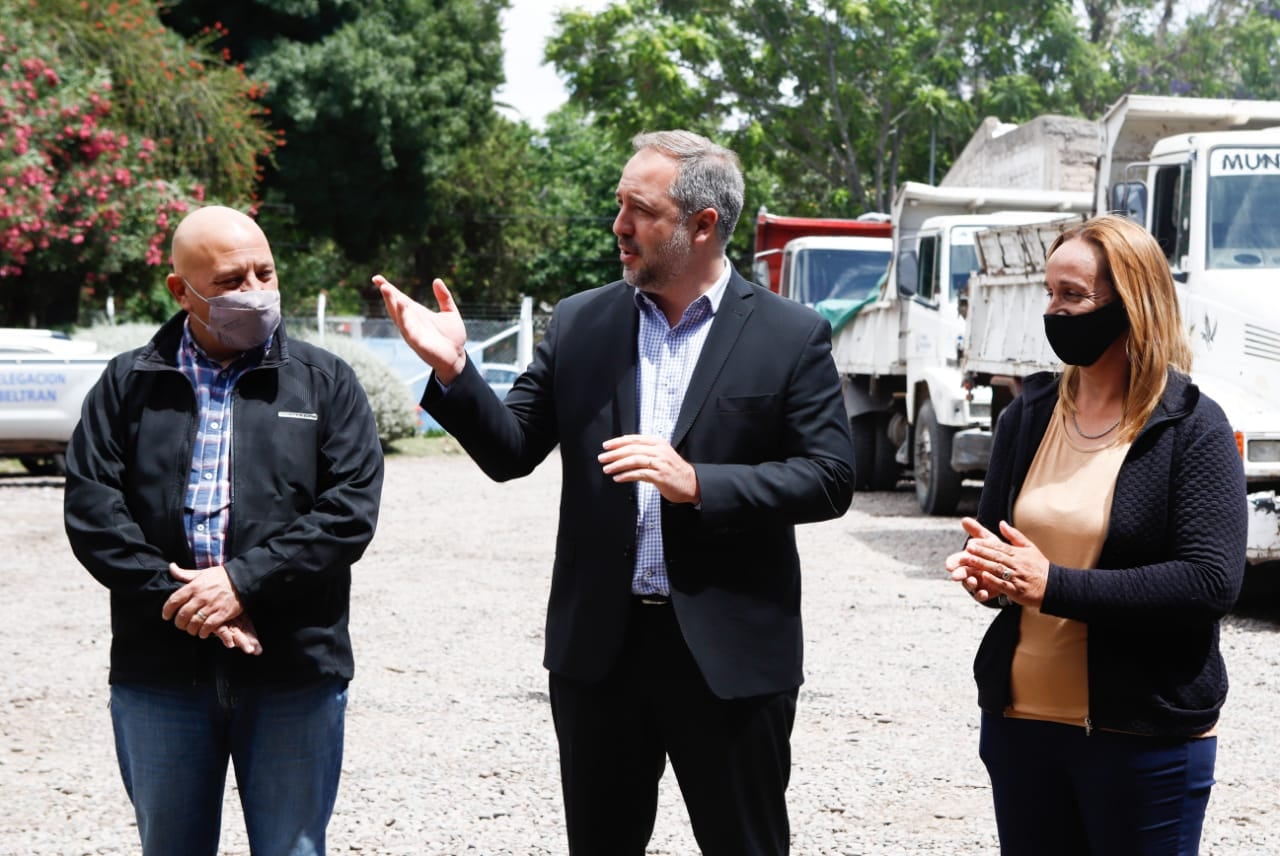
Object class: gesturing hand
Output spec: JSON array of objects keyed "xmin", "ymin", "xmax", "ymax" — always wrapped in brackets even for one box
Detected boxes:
[
  {"xmin": 599, "ymin": 435, "xmax": 700, "ymax": 505},
  {"xmin": 374, "ymin": 275, "xmax": 469, "ymax": 385}
]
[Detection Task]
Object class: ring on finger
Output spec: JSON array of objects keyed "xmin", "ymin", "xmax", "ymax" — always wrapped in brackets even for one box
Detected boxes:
[{"xmin": 1000, "ymin": 567, "xmax": 1013, "ymax": 582}]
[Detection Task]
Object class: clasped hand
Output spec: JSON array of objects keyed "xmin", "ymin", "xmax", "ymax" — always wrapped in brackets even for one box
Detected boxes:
[
  {"xmin": 945, "ymin": 517, "xmax": 1050, "ymax": 608},
  {"xmin": 162, "ymin": 563, "xmax": 262, "ymax": 655}
]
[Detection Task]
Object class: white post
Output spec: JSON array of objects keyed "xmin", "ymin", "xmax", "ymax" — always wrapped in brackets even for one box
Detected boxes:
[
  {"xmin": 317, "ymin": 290, "xmax": 327, "ymax": 345},
  {"xmin": 518, "ymin": 295, "xmax": 534, "ymax": 369}
]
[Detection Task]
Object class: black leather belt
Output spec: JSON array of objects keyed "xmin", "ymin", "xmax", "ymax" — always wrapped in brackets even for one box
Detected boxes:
[{"xmin": 634, "ymin": 594, "xmax": 671, "ymax": 606}]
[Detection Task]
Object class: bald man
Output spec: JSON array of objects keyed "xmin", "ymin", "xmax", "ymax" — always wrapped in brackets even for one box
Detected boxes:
[{"xmin": 64, "ymin": 205, "xmax": 384, "ymax": 856}]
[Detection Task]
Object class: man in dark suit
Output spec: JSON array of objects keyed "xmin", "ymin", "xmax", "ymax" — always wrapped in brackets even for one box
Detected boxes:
[{"xmin": 375, "ymin": 130, "xmax": 854, "ymax": 854}]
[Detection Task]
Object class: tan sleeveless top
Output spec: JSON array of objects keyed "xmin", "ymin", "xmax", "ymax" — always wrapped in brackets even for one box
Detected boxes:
[{"xmin": 1006, "ymin": 401, "xmax": 1130, "ymax": 726}]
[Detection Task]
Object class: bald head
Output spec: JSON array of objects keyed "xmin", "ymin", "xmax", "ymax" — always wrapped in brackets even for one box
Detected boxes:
[{"xmin": 171, "ymin": 206, "xmax": 269, "ymax": 276}]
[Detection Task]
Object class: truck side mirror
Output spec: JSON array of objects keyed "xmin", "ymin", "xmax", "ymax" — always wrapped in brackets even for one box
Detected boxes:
[
  {"xmin": 1110, "ymin": 182, "xmax": 1147, "ymax": 223},
  {"xmin": 896, "ymin": 251, "xmax": 918, "ymax": 298}
]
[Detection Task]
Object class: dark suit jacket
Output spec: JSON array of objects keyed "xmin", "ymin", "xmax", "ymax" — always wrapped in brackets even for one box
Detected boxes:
[{"xmin": 424, "ymin": 271, "xmax": 854, "ymax": 699}]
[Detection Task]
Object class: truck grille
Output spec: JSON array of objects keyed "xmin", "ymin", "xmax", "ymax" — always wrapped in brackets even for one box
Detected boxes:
[
  {"xmin": 1248, "ymin": 439, "xmax": 1280, "ymax": 463},
  {"xmin": 1244, "ymin": 324, "xmax": 1280, "ymax": 362}
]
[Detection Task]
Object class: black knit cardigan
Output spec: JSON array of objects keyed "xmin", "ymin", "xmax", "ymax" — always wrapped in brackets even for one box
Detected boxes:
[{"xmin": 972, "ymin": 369, "xmax": 1248, "ymax": 736}]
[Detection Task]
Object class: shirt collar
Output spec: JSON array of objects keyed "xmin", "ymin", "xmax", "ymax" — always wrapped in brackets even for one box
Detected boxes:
[
  {"xmin": 633, "ymin": 255, "xmax": 733, "ymax": 318},
  {"xmin": 180, "ymin": 317, "xmax": 263, "ymax": 372}
]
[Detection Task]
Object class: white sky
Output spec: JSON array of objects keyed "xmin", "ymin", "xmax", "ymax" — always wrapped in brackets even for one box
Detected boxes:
[
  {"xmin": 498, "ymin": 0, "xmax": 1218, "ymax": 127},
  {"xmin": 497, "ymin": 0, "xmax": 613, "ymax": 128}
]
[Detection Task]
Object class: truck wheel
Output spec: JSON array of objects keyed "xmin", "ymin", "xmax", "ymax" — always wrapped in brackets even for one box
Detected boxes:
[
  {"xmin": 851, "ymin": 413, "xmax": 900, "ymax": 491},
  {"xmin": 850, "ymin": 414, "xmax": 876, "ymax": 491},
  {"xmin": 869, "ymin": 411, "xmax": 900, "ymax": 490},
  {"xmin": 914, "ymin": 401, "xmax": 961, "ymax": 515}
]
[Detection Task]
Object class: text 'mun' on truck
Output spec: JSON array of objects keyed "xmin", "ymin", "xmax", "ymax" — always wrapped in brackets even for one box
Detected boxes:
[
  {"xmin": 752, "ymin": 209, "xmax": 892, "ymax": 306},
  {"xmin": 955, "ymin": 94, "xmax": 1280, "ymax": 564}
]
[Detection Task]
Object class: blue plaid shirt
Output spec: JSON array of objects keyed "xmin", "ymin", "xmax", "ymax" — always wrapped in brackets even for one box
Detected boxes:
[
  {"xmin": 176, "ymin": 323, "xmax": 262, "ymax": 569},
  {"xmin": 631, "ymin": 259, "xmax": 732, "ymax": 595}
]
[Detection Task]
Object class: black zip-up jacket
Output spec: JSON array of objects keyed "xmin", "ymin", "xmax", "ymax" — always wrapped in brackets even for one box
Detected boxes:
[
  {"xmin": 64, "ymin": 313, "xmax": 384, "ymax": 687},
  {"xmin": 973, "ymin": 369, "xmax": 1247, "ymax": 736}
]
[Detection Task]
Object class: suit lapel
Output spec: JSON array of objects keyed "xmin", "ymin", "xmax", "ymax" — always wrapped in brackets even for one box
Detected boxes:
[
  {"xmin": 606, "ymin": 285, "xmax": 640, "ymax": 435},
  {"xmin": 671, "ymin": 272, "xmax": 755, "ymax": 448}
]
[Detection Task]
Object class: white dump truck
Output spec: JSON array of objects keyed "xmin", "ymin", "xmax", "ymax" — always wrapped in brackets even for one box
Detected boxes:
[
  {"xmin": 827, "ymin": 181, "xmax": 1091, "ymax": 513},
  {"xmin": 956, "ymin": 94, "xmax": 1280, "ymax": 563},
  {"xmin": 0, "ymin": 329, "xmax": 110, "ymax": 475}
]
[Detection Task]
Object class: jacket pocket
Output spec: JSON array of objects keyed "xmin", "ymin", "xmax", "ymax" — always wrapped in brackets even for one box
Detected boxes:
[{"xmin": 718, "ymin": 394, "xmax": 776, "ymax": 414}]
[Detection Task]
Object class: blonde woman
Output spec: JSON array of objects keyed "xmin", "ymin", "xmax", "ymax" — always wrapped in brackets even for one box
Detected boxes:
[{"xmin": 946, "ymin": 214, "xmax": 1247, "ymax": 855}]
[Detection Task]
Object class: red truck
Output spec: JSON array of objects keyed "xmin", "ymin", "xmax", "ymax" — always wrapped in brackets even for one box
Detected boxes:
[{"xmin": 751, "ymin": 208, "xmax": 893, "ymax": 305}]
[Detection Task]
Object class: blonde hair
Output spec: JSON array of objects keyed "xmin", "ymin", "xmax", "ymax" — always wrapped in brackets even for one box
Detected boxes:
[{"xmin": 1048, "ymin": 215, "xmax": 1193, "ymax": 442}]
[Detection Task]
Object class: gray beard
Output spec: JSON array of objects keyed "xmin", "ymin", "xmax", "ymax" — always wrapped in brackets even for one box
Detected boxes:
[{"xmin": 621, "ymin": 227, "xmax": 690, "ymax": 291}]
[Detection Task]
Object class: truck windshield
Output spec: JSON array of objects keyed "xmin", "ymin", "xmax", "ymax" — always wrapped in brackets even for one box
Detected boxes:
[
  {"xmin": 793, "ymin": 248, "xmax": 892, "ymax": 305},
  {"xmin": 1207, "ymin": 147, "xmax": 1280, "ymax": 269}
]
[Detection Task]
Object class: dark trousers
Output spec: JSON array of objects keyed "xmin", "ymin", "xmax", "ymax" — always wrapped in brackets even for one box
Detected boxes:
[
  {"xmin": 548, "ymin": 598, "xmax": 798, "ymax": 855},
  {"xmin": 980, "ymin": 710, "xmax": 1217, "ymax": 856}
]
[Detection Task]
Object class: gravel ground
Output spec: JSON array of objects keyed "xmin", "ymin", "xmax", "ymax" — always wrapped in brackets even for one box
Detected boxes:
[{"xmin": 2, "ymin": 448, "xmax": 1278, "ymax": 855}]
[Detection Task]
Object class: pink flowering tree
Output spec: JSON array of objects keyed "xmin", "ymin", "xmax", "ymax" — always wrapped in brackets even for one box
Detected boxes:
[{"xmin": 0, "ymin": 1, "xmax": 274, "ymax": 327}]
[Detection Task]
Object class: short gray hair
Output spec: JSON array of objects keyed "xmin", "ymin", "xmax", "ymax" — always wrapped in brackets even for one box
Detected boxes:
[{"xmin": 632, "ymin": 130, "xmax": 744, "ymax": 247}]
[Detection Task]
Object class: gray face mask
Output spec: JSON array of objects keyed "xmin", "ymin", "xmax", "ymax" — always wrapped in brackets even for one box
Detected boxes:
[{"xmin": 183, "ymin": 278, "xmax": 281, "ymax": 353}]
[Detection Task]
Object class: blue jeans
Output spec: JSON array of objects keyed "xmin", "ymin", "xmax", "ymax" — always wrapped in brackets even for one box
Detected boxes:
[
  {"xmin": 110, "ymin": 676, "xmax": 348, "ymax": 856},
  {"xmin": 980, "ymin": 710, "xmax": 1216, "ymax": 856}
]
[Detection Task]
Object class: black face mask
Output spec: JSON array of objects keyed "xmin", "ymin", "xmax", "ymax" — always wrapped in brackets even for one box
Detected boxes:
[{"xmin": 1043, "ymin": 298, "xmax": 1129, "ymax": 366}]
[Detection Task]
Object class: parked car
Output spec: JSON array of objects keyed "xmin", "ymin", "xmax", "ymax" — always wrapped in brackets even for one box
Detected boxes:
[
  {"xmin": 413, "ymin": 361, "xmax": 521, "ymax": 434},
  {"xmin": 0, "ymin": 329, "xmax": 111, "ymax": 475}
]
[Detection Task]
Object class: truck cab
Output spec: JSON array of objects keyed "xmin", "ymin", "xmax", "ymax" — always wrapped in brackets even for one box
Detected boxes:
[
  {"xmin": 1114, "ymin": 127, "xmax": 1280, "ymax": 559},
  {"xmin": 752, "ymin": 208, "xmax": 891, "ymax": 293},
  {"xmin": 777, "ymin": 234, "xmax": 892, "ymax": 305}
]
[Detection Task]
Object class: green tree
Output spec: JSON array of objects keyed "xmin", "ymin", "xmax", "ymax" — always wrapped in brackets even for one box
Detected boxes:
[
  {"xmin": 521, "ymin": 106, "xmax": 626, "ymax": 301},
  {"xmin": 22, "ymin": 0, "xmax": 274, "ymax": 205},
  {"xmin": 163, "ymin": 0, "xmax": 510, "ymax": 307},
  {"xmin": 546, "ymin": 0, "xmax": 1280, "ymax": 221},
  {"xmin": 548, "ymin": 0, "xmax": 971, "ymax": 214}
]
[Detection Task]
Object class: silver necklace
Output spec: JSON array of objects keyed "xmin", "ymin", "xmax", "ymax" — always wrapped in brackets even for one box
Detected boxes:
[{"xmin": 1072, "ymin": 411, "xmax": 1121, "ymax": 440}]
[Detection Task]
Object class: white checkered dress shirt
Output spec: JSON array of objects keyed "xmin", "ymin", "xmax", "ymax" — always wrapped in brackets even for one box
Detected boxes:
[{"xmin": 631, "ymin": 259, "xmax": 732, "ymax": 595}]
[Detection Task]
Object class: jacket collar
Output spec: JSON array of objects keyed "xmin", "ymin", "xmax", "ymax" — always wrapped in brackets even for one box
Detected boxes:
[
  {"xmin": 1022, "ymin": 367, "xmax": 1199, "ymax": 436},
  {"xmin": 133, "ymin": 311, "xmax": 290, "ymax": 372}
]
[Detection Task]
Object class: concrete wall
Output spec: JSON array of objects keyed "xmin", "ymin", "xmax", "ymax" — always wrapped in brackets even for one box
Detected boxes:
[{"xmin": 942, "ymin": 115, "xmax": 1101, "ymax": 194}]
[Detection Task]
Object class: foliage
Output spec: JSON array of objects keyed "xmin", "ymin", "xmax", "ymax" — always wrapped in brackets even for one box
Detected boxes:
[
  {"xmin": 21, "ymin": 0, "xmax": 277, "ymax": 204},
  {"xmin": 161, "ymin": 0, "xmax": 512, "ymax": 309},
  {"xmin": 546, "ymin": 0, "xmax": 1280, "ymax": 220},
  {"xmin": 255, "ymin": 191, "xmax": 379, "ymax": 317},
  {"xmin": 293, "ymin": 328, "xmax": 418, "ymax": 448},
  {"xmin": 74, "ymin": 318, "xmax": 418, "ymax": 447},
  {"xmin": 167, "ymin": 0, "xmax": 507, "ymax": 261},
  {"xmin": 0, "ymin": 8, "xmax": 200, "ymax": 325},
  {"xmin": 520, "ymin": 106, "xmax": 625, "ymax": 301},
  {"xmin": 548, "ymin": 0, "xmax": 969, "ymax": 214},
  {"xmin": 0, "ymin": 0, "xmax": 277, "ymax": 327},
  {"xmin": 414, "ymin": 117, "xmax": 559, "ymax": 305},
  {"xmin": 74, "ymin": 320, "xmax": 161, "ymax": 355}
]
